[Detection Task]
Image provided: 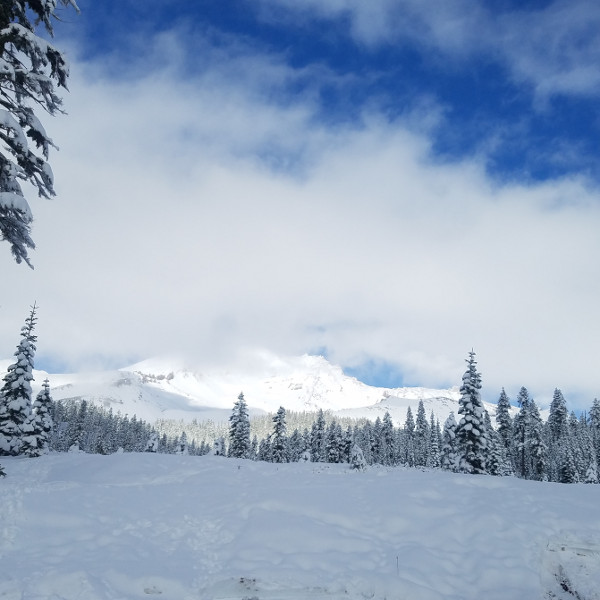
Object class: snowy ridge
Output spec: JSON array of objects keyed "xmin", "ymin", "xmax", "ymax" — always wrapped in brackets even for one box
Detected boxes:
[{"xmin": 1, "ymin": 352, "xmax": 494, "ymax": 425}]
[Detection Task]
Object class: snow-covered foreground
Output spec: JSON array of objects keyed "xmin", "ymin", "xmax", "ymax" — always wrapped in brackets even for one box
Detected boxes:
[{"xmin": 0, "ymin": 454, "xmax": 598, "ymax": 600}]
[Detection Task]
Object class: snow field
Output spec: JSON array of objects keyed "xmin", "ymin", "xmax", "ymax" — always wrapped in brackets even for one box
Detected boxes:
[{"xmin": 0, "ymin": 453, "xmax": 598, "ymax": 599}]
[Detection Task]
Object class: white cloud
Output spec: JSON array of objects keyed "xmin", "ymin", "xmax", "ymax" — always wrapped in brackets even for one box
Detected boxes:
[
  {"xmin": 257, "ymin": 0, "xmax": 600, "ymax": 100},
  {"xmin": 1, "ymin": 28, "xmax": 599, "ymax": 410}
]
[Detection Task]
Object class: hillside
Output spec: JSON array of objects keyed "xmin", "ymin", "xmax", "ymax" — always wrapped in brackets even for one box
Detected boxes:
[{"xmin": 1, "ymin": 453, "xmax": 598, "ymax": 599}]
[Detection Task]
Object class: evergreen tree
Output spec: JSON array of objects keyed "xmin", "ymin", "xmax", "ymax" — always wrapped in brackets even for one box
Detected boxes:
[
  {"xmin": 350, "ymin": 443, "xmax": 367, "ymax": 470},
  {"xmin": 590, "ymin": 398, "xmax": 600, "ymax": 463},
  {"xmin": 495, "ymin": 388, "xmax": 512, "ymax": 452},
  {"xmin": 228, "ymin": 392, "xmax": 251, "ymax": 459},
  {"xmin": 20, "ymin": 378, "xmax": 53, "ymax": 457},
  {"xmin": 287, "ymin": 428, "xmax": 304, "ymax": 462},
  {"xmin": 310, "ymin": 409, "xmax": 326, "ymax": 462},
  {"xmin": 512, "ymin": 387, "xmax": 531, "ymax": 478},
  {"xmin": 0, "ymin": 304, "xmax": 37, "ymax": 455},
  {"xmin": 213, "ymin": 436, "xmax": 226, "ymax": 456},
  {"xmin": 559, "ymin": 445, "xmax": 578, "ymax": 483},
  {"xmin": 414, "ymin": 400, "xmax": 429, "ymax": 467},
  {"xmin": 325, "ymin": 421, "xmax": 344, "ymax": 463},
  {"xmin": 271, "ymin": 406, "xmax": 288, "ymax": 463},
  {"xmin": 144, "ymin": 431, "xmax": 160, "ymax": 452},
  {"xmin": 403, "ymin": 406, "xmax": 415, "ymax": 467},
  {"xmin": 0, "ymin": 0, "xmax": 79, "ymax": 266},
  {"xmin": 526, "ymin": 399, "xmax": 547, "ymax": 480},
  {"xmin": 257, "ymin": 435, "xmax": 271, "ymax": 461},
  {"xmin": 177, "ymin": 431, "xmax": 188, "ymax": 455},
  {"xmin": 455, "ymin": 351, "xmax": 489, "ymax": 474},
  {"xmin": 381, "ymin": 412, "xmax": 396, "ymax": 466},
  {"xmin": 427, "ymin": 412, "xmax": 440, "ymax": 468},
  {"xmin": 547, "ymin": 389, "xmax": 569, "ymax": 444},
  {"xmin": 440, "ymin": 412, "xmax": 458, "ymax": 472},
  {"xmin": 584, "ymin": 461, "xmax": 598, "ymax": 484}
]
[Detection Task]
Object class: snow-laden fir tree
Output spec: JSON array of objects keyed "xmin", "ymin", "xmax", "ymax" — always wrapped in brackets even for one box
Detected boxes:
[
  {"xmin": 0, "ymin": 304, "xmax": 37, "ymax": 455},
  {"xmin": 403, "ymin": 406, "xmax": 415, "ymax": 467},
  {"xmin": 414, "ymin": 400, "xmax": 429, "ymax": 467},
  {"xmin": 213, "ymin": 436, "xmax": 226, "ymax": 456},
  {"xmin": 20, "ymin": 378, "xmax": 53, "ymax": 457},
  {"xmin": 495, "ymin": 388, "xmax": 512, "ymax": 452},
  {"xmin": 526, "ymin": 399, "xmax": 547, "ymax": 480},
  {"xmin": 455, "ymin": 351, "xmax": 489, "ymax": 474},
  {"xmin": 426, "ymin": 412, "xmax": 440, "ymax": 469},
  {"xmin": 0, "ymin": 0, "xmax": 79, "ymax": 266},
  {"xmin": 381, "ymin": 411, "xmax": 396, "ymax": 466},
  {"xmin": 228, "ymin": 392, "xmax": 251, "ymax": 459},
  {"xmin": 350, "ymin": 443, "xmax": 367, "ymax": 470},
  {"xmin": 440, "ymin": 412, "xmax": 458, "ymax": 471},
  {"xmin": 271, "ymin": 406, "xmax": 288, "ymax": 463},
  {"xmin": 177, "ymin": 431, "xmax": 188, "ymax": 455},
  {"xmin": 548, "ymin": 388, "xmax": 569, "ymax": 444},
  {"xmin": 144, "ymin": 431, "xmax": 160, "ymax": 453},
  {"xmin": 310, "ymin": 409, "xmax": 326, "ymax": 462},
  {"xmin": 325, "ymin": 421, "xmax": 344, "ymax": 463},
  {"xmin": 512, "ymin": 387, "xmax": 531, "ymax": 478}
]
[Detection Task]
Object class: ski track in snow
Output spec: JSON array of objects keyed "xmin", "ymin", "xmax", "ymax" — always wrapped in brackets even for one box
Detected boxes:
[{"xmin": 0, "ymin": 453, "xmax": 598, "ymax": 600}]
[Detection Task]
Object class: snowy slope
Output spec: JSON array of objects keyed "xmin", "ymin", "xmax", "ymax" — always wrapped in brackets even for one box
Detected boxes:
[
  {"xmin": 1, "ymin": 453, "xmax": 599, "ymax": 600},
  {"xmin": 1, "ymin": 352, "xmax": 494, "ymax": 426}
]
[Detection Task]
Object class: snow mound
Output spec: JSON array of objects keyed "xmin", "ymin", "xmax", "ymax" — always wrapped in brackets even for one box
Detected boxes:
[{"xmin": 541, "ymin": 532, "xmax": 600, "ymax": 599}]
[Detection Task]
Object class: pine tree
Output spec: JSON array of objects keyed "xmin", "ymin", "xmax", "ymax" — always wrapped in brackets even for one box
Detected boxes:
[
  {"xmin": 144, "ymin": 431, "xmax": 160, "ymax": 452},
  {"xmin": 20, "ymin": 378, "xmax": 53, "ymax": 457},
  {"xmin": 440, "ymin": 412, "xmax": 458, "ymax": 472},
  {"xmin": 213, "ymin": 436, "xmax": 226, "ymax": 456},
  {"xmin": 271, "ymin": 406, "xmax": 288, "ymax": 463},
  {"xmin": 228, "ymin": 392, "xmax": 251, "ymax": 459},
  {"xmin": 414, "ymin": 400, "xmax": 429, "ymax": 467},
  {"xmin": 455, "ymin": 351, "xmax": 489, "ymax": 474},
  {"xmin": 0, "ymin": 0, "xmax": 79, "ymax": 266},
  {"xmin": 584, "ymin": 461, "xmax": 598, "ymax": 484},
  {"xmin": 257, "ymin": 435, "xmax": 271, "ymax": 461},
  {"xmin": 495, "ymin": 388, "xmax": 512, "ymax": 452},
  {"xmin": 310, "ymin": 409, "xmax": 326, "ymax": 462},
  {"xmin": 325, "ymin": 421, "xmax": 343, "ymax": 463},
  {"xmin": 381, "ymin": 412, "xmax": 396, "ymax": 466},
  {"xmin": 403, "ymin": 406, "xmax": 415, "ymax": 467},
  {"xmin": 427, "ymin": 412, "xmax": 440, "ymax": 468},
  {"xmin": 559, "ymin": 445, "xmax": 578, "ymax": 483},
  {"xmin": 512, "ymin": 387, "xmax": 531, "ymax": 478},
  {"xmin": 526, "ymin": 399, "xmax": 547, "ymax": 481},
  {"xmin": 350, "ymin": 443, "xmax": 366, "ymax": 470},
  {"xmin": 177, "ymin": 431, "xmax": 188, "ymax": 455},
  {"xmin": 548, "ymin": 389, "xmax": 569, "ymax": 444},
  {"xmin": 0, "ymin": 304, "xmax": 37, "ymax": 455}
]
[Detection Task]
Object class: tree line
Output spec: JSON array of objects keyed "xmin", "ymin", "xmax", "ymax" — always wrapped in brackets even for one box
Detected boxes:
[
  {"xmin": 1, "ymin": 309, "xmax": 598, "ymax": 485},
  {"xmin": 225, "ymin": 352, "xmax": 600, "ymax": 483}
]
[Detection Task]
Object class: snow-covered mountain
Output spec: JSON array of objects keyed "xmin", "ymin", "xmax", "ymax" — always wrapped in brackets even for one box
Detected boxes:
[{"xmin": 1, "ymin": 351, "xmax": 502, "ymax": 426}]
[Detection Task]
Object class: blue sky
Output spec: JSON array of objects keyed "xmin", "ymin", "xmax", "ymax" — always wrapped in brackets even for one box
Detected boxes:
[
  {"xmin": 3, "ymin": 0, "xmax": 600, "ymax": 409},
  {"xmin": 60, "ymin": 0, "xmax": 600, "ymax": 183}
]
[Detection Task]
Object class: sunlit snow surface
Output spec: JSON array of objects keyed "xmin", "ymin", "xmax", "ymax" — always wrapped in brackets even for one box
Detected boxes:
[{"xmin": 1, "ymin": 454, "xmax": 598, "ymax": 599}]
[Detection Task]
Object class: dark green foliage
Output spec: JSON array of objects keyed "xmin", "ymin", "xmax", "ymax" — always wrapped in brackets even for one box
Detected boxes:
[
  {"xmin": 0, "ymin": 0, "xmax": 79, "ymax": 266},
  {"xmin": 455, "ymin": 351, "xmax": 489, "ymax": 474},
  {"xmin": 228, "ymin": 392, "xmax": 251, "ymax": 459},
  {"xmin": 0, "ymin": 304, "xmax": 37, "ymax": 455},
  {"xmin": 271, "ymin": 406, "xmax": 288, "ymax": 463}
]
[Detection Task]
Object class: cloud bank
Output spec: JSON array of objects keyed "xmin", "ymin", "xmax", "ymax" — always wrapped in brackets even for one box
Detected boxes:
[{"xmin": 1, "ymin": 7, "xmax": 599, "ymax": 411}]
